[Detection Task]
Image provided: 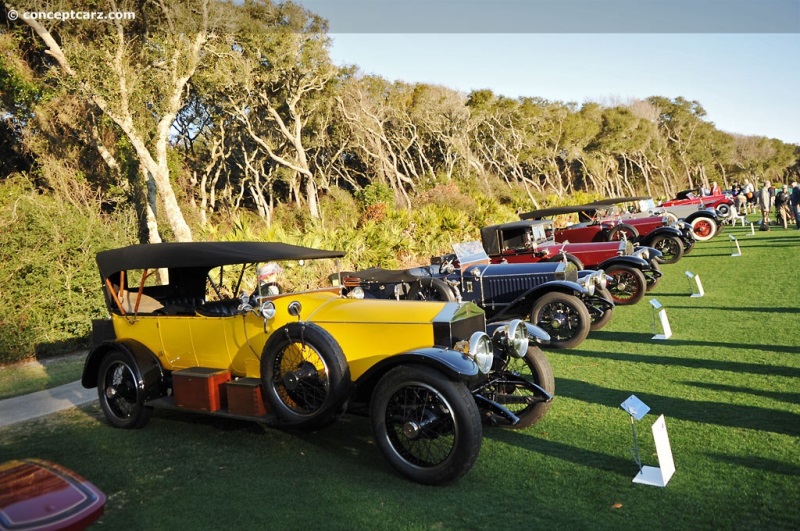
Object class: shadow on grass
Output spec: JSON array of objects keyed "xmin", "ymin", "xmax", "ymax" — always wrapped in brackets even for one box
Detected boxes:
[
  {"xmin": 667, "ymin": 305, "xmax": 800, "ymax": 314},
  {"xmin": 564, "ymin": 348, "xmax": 800, "ymax": 378},
  {"xmin": 705, "ymin": 453, "xmax": 800, "ymax": 477},
  {"xmin": 680, "ymin": 381, "xmax": 800, "ymax": 405},
  {"xmin": 589, "ymin": 330, "xmax": 800, "ymax": 355},
  {"xmin": 484, "ymin": 429, "xmax": 632, "ymax": 477},
  {"xmin": 557, "ymin": 378, "xmax": 800, "ymax": 437}
]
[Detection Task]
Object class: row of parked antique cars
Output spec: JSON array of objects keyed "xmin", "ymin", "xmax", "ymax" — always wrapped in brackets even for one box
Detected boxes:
[{"xmin": 83, "ymin": 194, "xmax": 731, "ymax": 485}]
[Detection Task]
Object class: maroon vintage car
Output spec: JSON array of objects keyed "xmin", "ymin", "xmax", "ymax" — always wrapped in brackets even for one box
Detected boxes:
[
  {"xmin": 520, "ymin": 205, "xmax": 692, "ymax": 264},
  {"xmin": 480, "ymin": 220, "xmax": 662, "ymax": 305}
]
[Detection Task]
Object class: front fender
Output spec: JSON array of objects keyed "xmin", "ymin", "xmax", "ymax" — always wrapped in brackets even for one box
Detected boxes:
[
  {"xmin": 597, "ymin": 255, "xmax": 649, "ymax": 271},
  {"xmin": 684, "ymin": 210, "xmax": 720, "ymax": 224},
  {"xmin": 639, "ymin": 226, "xmax": 683, "ymax": 245},
  {"xmin": 82, "ymin": 338, "xmax": 165, "ymax": 401},
  {"xmin": 488, "ymin": 280, "xmax": 589, "ymax": 321},
  {"xmin": 354, "ymin": 347, "xmax": 481, "ymax": 397}
]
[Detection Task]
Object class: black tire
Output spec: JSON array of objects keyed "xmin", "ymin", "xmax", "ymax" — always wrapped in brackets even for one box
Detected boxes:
[
  {"xmin": 481, "ymin": 346, "xmax": 555, "ymax": 429},
  {"xmin": 645, "ymin": 260, "xmax": 662, "ymax": 291},
  {"xmin": 651, "ymin": 235, "xmax": 684, "ymax": 264},
  {"xmin": 544, "ymin": 252, "xmax": 584, "ymax": 272},
  {"xmin": 606, "ymin": 223, "xmax": 639, "ymax": 242},
  {"xmin": 682, "ymin": 237, "xmax": 695, "ymax": 255},
  {"xmin": 530, "ymin": 292, "xmax": 591, "ymax": 349},
  {"xmin": 97, "ymin": 350, "xmax": 153, "ymax": 429},
  {"xmin": 605, "ymin": 265, "xmax": 646, "ymax": 305},
  {"xmin": 370, "ymin": 365, "xmax": 482, "ymax": 485},
  {"xmin": 262, "ymin": 323, "xmax": 351, "ymax": 429},
  {"xmin": 407, "ymin": 278, "xmax": 456, "ymax": 302},
  {"xmin": 690, "ymin": 217, "xmax": 717, "ymax": 241},
  {"xmin": 589, "ymin": 287, "xmax": 614, "ymax": 331}
]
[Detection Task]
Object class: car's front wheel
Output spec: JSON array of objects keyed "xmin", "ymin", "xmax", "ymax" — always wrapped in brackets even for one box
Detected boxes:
[
  {"xmin": 481, "ymin": 346, "xmax": 555, "ymax": 429},
  {"xmin": 690, "ymin": 217, "xmax": 717, "ymax": 241},
  {"xmin": 605, "ymin": 265, "xmax": 646, "ymax": 305},
  {"xmin": 370, "ymin": 365, "xmax": 482, "ymax": 485},
  {"xmin": 530, "ymin": 292, "xmax": 591, "ymax": 349},
  {"xmin": 262, "ymin": 323, "xmax": 350, "ymax": 429},
  {"xmin": 97, "ymin": 350, "xmax": 153, "ymax": 429},
  {"xmin": 645, "ymin": 260, "xmax": 662, "ymax": 291},
  {"xmin": 589, "ymin": 287, "xmax": 614, "ymax": 330},
  {"xmin": 651, "ymin": 235, "xmax": 684, "ymax": 264}
]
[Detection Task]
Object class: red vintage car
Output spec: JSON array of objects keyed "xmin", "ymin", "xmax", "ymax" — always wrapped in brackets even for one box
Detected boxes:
[
  {"xmin": 658, "ymin": 191, "xmax": 732, "ymax": 239},
  {"xmin": 480, "ymin": 220, "xmax": 662, "ymax": 305},
  {"xmin": 590, "ymin": 196, "xmax": 723, "ymax": 243},
  {"xmin": 520, "ymin": 205, "xmax": 692, "ymax": 264}
]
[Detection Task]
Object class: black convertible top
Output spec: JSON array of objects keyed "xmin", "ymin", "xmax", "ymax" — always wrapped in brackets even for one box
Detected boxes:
[
  {"xmin": 519, "ymin": 205, "xmax": 598, "ymax": 220},
  {"xmin": 96, "ymin": 241, "xmax": 344, "ymax": 279},
  {"xmin": 590, "ymin": 196, "xmax": 652, "ymax": 206}
]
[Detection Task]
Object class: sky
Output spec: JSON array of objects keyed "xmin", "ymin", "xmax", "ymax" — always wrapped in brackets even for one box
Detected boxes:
[{"xmin": 294, "ymin": 1, "xmax": 800, "ymax": 145}]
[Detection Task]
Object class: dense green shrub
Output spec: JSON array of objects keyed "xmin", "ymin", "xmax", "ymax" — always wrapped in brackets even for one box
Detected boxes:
[{"xmin": 0, "ymin": 177, "xmax": 137, "ymax": 362}]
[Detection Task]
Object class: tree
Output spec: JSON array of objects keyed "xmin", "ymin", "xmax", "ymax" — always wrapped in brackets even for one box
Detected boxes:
[{"xmin": 12, "ymin": 0, "xmax": 220, "ymax": 242}]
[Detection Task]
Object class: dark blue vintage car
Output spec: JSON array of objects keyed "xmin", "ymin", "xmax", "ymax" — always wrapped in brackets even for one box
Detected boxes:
[{"xmin": 334, "ymin": 243, "xmax": 613, "ymax": 349}]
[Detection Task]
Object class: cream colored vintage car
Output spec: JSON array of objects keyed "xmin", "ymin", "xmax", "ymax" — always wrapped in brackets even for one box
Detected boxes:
[{"xmin": 84, "ymin": 242, "xmax": 553, "ymax": 485}]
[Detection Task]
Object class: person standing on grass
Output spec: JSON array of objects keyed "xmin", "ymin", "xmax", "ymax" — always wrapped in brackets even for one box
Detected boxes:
[
  {"xmin": 758, "ymin": 180, "xmax": 772, "ymax": 231},
  {"xmin": 774, "ymin": 184, "xmax": 792, "ymax": 229},
  {"xmin": 791, "ymin": 181, "xmax": 800, "ymax": 229},
  {"xmin": 743, "ymin": 179, "xmax": 755, "ymax": 213}
]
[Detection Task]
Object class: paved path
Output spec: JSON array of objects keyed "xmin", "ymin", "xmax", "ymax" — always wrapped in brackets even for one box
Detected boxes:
[{"xmin": 0, "ymin": 381, "xmax": 97, "ymax": 428}]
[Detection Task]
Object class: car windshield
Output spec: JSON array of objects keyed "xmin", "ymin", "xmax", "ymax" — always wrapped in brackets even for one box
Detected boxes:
[
  {"xmin": 639, "ymin": 199, "xmax": 655, "ymax": 211},
  {"xmin": 453, "ymin": 241, "xmax": 491, "ymax": 266}
]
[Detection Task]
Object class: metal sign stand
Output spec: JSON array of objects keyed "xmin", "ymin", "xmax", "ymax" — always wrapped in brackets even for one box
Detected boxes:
[
  {"xmin": 729, "ymin": 235, "xmax": 742, "ymax": 257},
  {"xmin": 621, "ymin": 396, "xmax": 676, "ymax": 487},
  {"xmin": 685, "ymin": 271, "xmax": 704, "ymax": 297},
  {"xmin": 649, "ymin": 299, "xmax": 672, "ymax": 340}
]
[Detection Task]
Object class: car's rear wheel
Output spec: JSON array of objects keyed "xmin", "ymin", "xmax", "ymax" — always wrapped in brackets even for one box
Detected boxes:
[
  {"xmin": 544, "ymin": 252, "xmax": 584, "ymax": 272},
  {"xmin": 530, "ymin": 292, "xmax": 591, "ymax": 349},
  {"xmin": 407, "ymin": 278, "xmax": 456, "ymax": 301},
  {"xmin": 589, "ymin": 287, "xmax": 614, "ymax": 330},
  {"xmin": 690, "ymin": 217, "xmax": 717, "ymax": 241},
  {"xmin": 605, "ymin": 265, "xmax": 646, "ymax": 305},
  {"xmin": 651, "ymin": 235, "xmax": 684, "ymax": 264},
  {"xmin": 481, "ymin": 346, "xmax": 555, "ymax": 429},
  {"xmin": 262, "ymin": 323, "xmax": 350, "ymax": 429},
  {"xmin": 370, "ymin": 365, "xmax": 482, "ymax": 485},
  {"xmin": 97, "ymin": 350, "xmax": 153, "ymax": 429}
]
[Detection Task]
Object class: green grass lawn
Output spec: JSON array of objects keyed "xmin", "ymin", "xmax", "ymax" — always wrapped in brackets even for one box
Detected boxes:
[
  {"xmin": 1, "ymin": 221, "xmax": 798, "ymax": 529},
  {"xmin": 0, "ymin": 352, "xmax": 86, "ymax": 400}
]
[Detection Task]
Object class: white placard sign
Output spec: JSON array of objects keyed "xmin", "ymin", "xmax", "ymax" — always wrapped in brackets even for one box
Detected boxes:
[
  {"xmin": 650, "ymin": 299, "xmax": 672, "ymax": 340},
  {"xmin": 729, "ymin": 235, "xmax": 742, "ymax": 257},
  {"xmin": 685, "ymin": 271, "xmax": 704, "ymax": 298},
  {"xmin": 633, "ymin": 414, "xmax": 675, "ymax": 487}
]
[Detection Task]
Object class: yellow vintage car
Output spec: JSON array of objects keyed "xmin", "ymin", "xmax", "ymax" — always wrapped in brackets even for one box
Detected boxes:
[{"xmin": 83, "ymin": 241, "xmax": 552, "ymax": 485}]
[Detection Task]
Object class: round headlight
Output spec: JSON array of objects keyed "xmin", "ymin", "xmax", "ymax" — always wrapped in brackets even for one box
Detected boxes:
[
  {"xmin": 468, "ymin": 331, "xmax": 494, "ymax": 374},
  {"xmin": 594, "ymin": 271, "xmax": 607, "ymax": 290},
  {"xmin": 639, "ymin": 248, "xmax": 650, "ymax": 260},
  {"xmin": 507, "ymin": 319, "xmax": 529, "ymax": 358}
]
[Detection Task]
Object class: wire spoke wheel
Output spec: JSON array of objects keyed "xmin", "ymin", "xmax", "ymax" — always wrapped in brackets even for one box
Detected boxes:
[
  {"xmin": 606, "ymin": 265, "xmax": 646, "ymax": 305},
  {"xmin": 652, "ymin": 235, "xmax": 684, "ymax": 264},
  {"xmin": 272, "ymin": 343, "xmax": 330, "ymax": 415},
  {"xmin": 530, "ymin": 292, "xmax": 591, "ymax": 349},
  {"xmin": 481, "ymin": 346, "xmax": 555, "ymax": 429},
  {"xmin": 97, "ymin": 350, "xmax": 152, "ymax": 429},
  {"xmin": 371, "ymin": 366, "xmax": 481, "ymax": 485}
]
